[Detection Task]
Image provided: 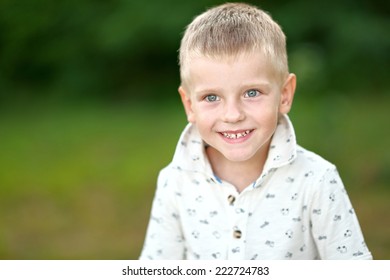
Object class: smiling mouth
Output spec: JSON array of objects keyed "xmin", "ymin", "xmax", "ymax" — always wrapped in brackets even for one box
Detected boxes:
[{"xmin": 220, "ymin": 130, "xmax": 253, "ymax": 139}]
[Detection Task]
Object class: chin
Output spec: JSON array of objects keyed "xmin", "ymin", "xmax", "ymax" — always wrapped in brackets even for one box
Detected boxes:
[{"xmin": 222, "ymin": 151, "xmax": 256, "ymax": 163}]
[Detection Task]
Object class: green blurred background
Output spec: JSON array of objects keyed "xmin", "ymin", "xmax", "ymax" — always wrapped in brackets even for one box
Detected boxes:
[{"xmin": 0, "ymin": 0, "xmax": 389, "ymax": 259}]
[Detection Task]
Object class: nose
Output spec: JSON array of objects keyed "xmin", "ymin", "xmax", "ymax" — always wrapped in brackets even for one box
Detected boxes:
[{"xmin": 222, "ymin": 100, "xmax": 245, "ymax": 123}]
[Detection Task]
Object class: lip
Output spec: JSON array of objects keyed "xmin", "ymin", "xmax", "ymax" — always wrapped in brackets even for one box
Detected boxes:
[{"xmin": 218, "ymin": 129, "xmax": 254, "ymax": 143}]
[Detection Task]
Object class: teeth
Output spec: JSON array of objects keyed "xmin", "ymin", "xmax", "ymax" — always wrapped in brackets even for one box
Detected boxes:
[{"xmin": 222, "ymin": 130, "xmax": 251, "ymax": 139}]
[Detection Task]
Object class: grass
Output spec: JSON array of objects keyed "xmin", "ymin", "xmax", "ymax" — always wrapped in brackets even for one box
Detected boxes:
[
  {"xmin": 0, "ymin": 101, "xmax": 187, "ymax": 259},
  {"xmin": 0, "ymin": 95, "xmax": 389, "ymax": 259}
]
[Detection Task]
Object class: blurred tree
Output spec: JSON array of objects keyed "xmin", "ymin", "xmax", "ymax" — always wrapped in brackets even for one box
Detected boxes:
[{"xmin": 0, "ymin": 0, "xmax": 388, "ymax": 106}]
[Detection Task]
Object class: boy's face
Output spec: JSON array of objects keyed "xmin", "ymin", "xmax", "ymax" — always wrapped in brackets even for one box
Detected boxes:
[{"xmin": 179, "ymin": 51, "xmax": 296, "ymax": 163}]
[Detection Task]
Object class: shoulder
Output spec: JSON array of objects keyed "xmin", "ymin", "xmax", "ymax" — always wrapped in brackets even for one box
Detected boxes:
[
  {"xmin": 295, "ymin": 145, "xmax": 334, "ymax": 167},
  {"xmin": 158, "ymin": 162, "xmax": 190, "ymax": 182},
  {"xmin": 151, "ymin": 164, "xmax": 187, "ymax": 209},
  {"xmin": 292, "ymin": 145, "xmax": 337, "ymax": 176},
  {"xmin": 284, "ymin": 145, "xmax": 346, "ymax": 196},
  {"xmin": 156, "ymin": 162, "xmax": 198, "ymax": 192},
  {"xmin": 157, "ymin": 163, "xmax": 181, "ymax": 189},
  {"xmin": 291, "ymin": 146, "xmax": 349, "ymax": 203}
]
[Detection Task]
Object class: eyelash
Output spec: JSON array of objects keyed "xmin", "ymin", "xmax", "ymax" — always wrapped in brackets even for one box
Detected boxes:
[
  {"xmin": 244, "ymin": 89, "xmax": 261, "ymax": 98},
  {"xmin": 204, "ymin": 95, "xmax": 220, "ymax": 102}
]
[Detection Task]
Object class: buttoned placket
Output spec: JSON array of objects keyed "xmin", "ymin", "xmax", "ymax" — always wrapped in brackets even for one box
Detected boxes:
[
  {"xmin": 196, "ymin": 116, "xmax": 294, "ymax": 259},
  {"xmin": 225, "ymin": 186, "xmax": 246, "ymax": 259},
  {"xmin": 220, "ymin": 168, "xmax": 274, "ymax": 259}
]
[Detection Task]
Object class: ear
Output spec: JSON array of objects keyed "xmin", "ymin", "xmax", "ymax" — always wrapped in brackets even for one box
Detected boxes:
[
  {"xmin": 178, "ymin": 86, "xmax": 196, "ymax": 123},
  {"xmin": 279, "ymin": 73, "xmax": 296, "ymax": 115}
]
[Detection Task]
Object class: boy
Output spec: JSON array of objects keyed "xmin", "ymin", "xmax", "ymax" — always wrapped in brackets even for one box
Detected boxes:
[{"xmin": 140, "ymin": 3, "xmax": 372, "ymax": 260}]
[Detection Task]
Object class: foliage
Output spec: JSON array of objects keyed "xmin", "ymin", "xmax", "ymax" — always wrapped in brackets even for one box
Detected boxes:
[{"xmin": 0, "ymin": 0, "xmax": 389, "ymax": 106}]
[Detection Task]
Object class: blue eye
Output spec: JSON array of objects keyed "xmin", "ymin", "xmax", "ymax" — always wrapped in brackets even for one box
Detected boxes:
[
  {"xmin": 245, "ymin": 89, "xmax": 260, "ymax": 98},
  {"xmin": 205, "ymin": 95, "xmax": 219, "ymax": 102}
]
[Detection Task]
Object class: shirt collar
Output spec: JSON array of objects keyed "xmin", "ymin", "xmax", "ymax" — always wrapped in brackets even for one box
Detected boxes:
[{"xmin": 171, "ymin": 114, "xmax": 297, "ymax": 175}]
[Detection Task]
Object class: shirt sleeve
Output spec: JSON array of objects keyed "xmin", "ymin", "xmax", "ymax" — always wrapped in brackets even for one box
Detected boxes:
[
  {"xmin": 309, "ymin": 166, "xmax": 372, "ymax": 260},
  {"xmin": 139, "ymin": 167, "xmax": 185, "ymax": 259}
]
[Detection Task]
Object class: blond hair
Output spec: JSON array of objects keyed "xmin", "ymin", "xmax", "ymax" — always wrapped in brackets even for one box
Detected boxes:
[{"xmin": 179, "ymin": 2, "xmax": 288, "ymax": 86}]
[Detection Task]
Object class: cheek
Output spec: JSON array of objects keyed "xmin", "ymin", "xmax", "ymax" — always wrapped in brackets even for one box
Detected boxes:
[
  {"xmin": 248, "ymin": 102, "xmax": 278, "ymax": 119},
  {"xmin": 195, "ymin": 112, "xmax": 218, "ymax": 133},
  {"xmin": 196, "ymin": 113, "xmax": 213, "ymax": 126},
  {"xmin": 192, "ymin": 103, "xmax": 215, "ymax": 122},
  {"xmin": 187, "ymin": 99, "xmax": 200, "ymax": 123}
]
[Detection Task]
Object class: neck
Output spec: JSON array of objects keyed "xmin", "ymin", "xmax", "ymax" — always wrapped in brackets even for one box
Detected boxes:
[{"xmin": 206, "ymin": 142, "xmax": 270, "ymax": 193}]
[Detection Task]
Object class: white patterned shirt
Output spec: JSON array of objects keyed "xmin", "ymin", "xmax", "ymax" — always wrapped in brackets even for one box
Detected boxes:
[{"xmin": 140, "ymin": 115, "xmax": 372, "ymax": 260}]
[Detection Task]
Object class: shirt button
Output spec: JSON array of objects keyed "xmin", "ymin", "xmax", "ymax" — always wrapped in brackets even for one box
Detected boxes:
[
  {"xmin": 227, "ymin": 195, "xmax": 236, "ymax": 205},
  {"xmin": 233, "ymin": 229, "xmax": 242, "ymax": 239}
]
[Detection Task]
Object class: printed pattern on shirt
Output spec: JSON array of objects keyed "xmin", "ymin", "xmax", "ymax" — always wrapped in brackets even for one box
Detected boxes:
[{"xmin": 140, "ymin": 115, "xmax": 372, "ymax": 260}]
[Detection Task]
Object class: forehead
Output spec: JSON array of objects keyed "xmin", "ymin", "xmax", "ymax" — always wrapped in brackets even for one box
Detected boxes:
[{"xmin": 185, "ymin": 52, "xmax": 280, "ymax": 91}]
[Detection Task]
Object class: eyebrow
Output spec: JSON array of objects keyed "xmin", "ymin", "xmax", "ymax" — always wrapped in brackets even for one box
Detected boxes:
[
  {"xmin": 194, "ymin": 81, "xmax": 272, "ymax": 95},
  {"xmin": 193, "ymin": 87, "xmax": 223, "ymax": 96}
]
